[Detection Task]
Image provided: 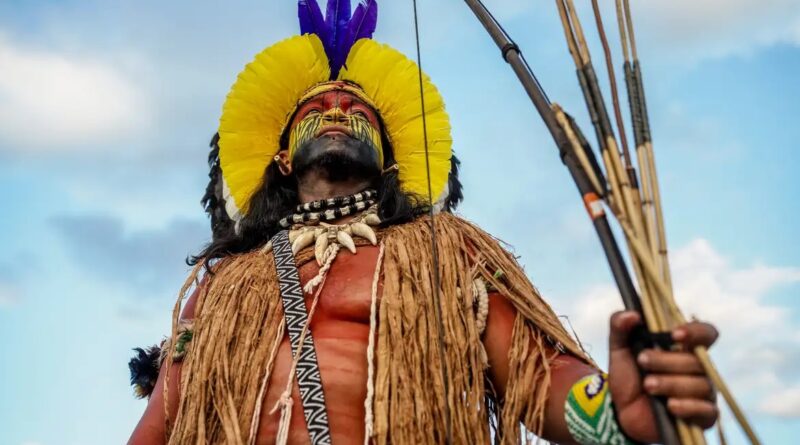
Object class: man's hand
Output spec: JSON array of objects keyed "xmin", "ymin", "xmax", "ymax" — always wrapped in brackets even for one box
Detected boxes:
[{"xmin": 607, "ymin": 311, "xmax": 719, "ymax": 443}]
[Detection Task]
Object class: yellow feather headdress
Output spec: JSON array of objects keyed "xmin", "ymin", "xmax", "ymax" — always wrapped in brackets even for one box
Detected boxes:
[{"xmin": 217, "ymin": 1, "xmax": 452, "ymax": 221}]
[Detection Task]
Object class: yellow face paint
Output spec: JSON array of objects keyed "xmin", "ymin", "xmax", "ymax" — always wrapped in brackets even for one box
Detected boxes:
[{"xmin": 287, "ymin": 83, "xmax": 384, "ymax": 167}]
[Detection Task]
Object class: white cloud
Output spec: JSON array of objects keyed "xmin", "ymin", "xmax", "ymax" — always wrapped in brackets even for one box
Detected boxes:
[
  {"xmin": 759, "ymin": 386, "xmax": 800, "ymax": 417},
  {"xmin": 0, "ymin": 35, "xmax": 149, "ymax": 152},
  {"xmin": 566, "ymin": 283, "xmax": 622, "ymax": 355},
  {"xmin": 0, "ymin": 282, "xmax": 19, "ymax": 307},
  {"xmin": 417, "ymin": 1, "xmax": 800, "ymax": 63},
  {"xmin": 457, "ymin": 1, "xmax": 800, "ymax": 66},
  {"xmin": 630, "ymin": 0, "xmax": 800, "ymax": 62},
  {"xmin": 670, "ymin": 239, "xmax": 798, "ymax": 334},
  {"xmin": 566, "ymin": 238, "xmax": 800, "ymax": 418}
]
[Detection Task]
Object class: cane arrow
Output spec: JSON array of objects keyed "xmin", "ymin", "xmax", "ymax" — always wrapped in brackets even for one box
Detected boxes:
[
  {"xmin": 613, "ymin": 2, "xmax": 761, "ymax": 443},
  {"xmin": 460, "ymin": 1, "xmax": 680, "ymax": 443}
]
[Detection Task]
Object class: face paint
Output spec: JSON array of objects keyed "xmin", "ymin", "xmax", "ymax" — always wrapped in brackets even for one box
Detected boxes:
[{"xmin": 288, "ymin": 87, "xmax": 384, "ymax": 168}]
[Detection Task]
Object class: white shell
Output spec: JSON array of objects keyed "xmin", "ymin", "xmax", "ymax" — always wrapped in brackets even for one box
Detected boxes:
[
  {"xmin": 292, "ymin": 230, "xmax": 316, "ymax": 254},
  {"xmin": 260, "ymin": 240, "xmax": 273, "ymax": 254},
  {"xmin": 336, "ymin": 230, "xmax": 357, "ymax": 254},
  {"xmin": 350, "ymin": 222, "xmax": 377, "ymax": 245},
  {"xmin": 364, "ymin": 214, "xmax": 381, "ymax": 226},
  {"xmin": 289, "ymin": 226, "xmax": 315, "ymax": 244},
  {"xmin": 314, "ymin": 232, "xmax": 329, "ymax": 266}
]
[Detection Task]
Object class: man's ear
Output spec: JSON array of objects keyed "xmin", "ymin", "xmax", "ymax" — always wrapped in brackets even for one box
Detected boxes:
[{"xmin": 275, "ymin": 150, "xmax": 292, "ymax": 176}]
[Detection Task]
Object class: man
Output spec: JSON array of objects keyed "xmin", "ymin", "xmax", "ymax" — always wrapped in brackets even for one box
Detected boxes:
[{"xmin": 129, "ymin": 2, "xmax": 718, "ymax": 444}]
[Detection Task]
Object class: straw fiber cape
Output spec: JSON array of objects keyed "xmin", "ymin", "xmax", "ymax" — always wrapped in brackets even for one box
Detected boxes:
[{"xmin": 164, "ymin": 213, "xmax": 592, "ymax": 444}]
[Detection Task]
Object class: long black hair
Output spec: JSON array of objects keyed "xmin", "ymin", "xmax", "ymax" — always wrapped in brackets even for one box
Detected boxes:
[{"xmin": 191, "ymin": 132, "xmax": 463, "ymax": 266}]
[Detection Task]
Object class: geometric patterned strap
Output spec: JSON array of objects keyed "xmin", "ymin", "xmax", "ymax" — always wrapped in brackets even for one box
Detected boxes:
[
  {"xmin": 271, "ymin": 230, "xmax": 333, "ymax": 445},
  {"xmin": 565, "ymin": 373, "xmax": 635, "ymax": 445}
]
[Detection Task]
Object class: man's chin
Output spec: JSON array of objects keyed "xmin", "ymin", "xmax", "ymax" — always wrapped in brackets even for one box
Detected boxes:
[
  {"xmin": 294, "ymin": 149, "xmax": 380, "ymax": 183},
  {"xmin": 292, "ymin": 137, "xmax": 381, "ymax": 182}
]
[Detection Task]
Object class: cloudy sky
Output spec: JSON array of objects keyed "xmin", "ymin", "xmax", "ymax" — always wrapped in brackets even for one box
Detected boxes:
[{"xmin": 1, "ymin": 1, "xmax": 798, "ymax": 444}]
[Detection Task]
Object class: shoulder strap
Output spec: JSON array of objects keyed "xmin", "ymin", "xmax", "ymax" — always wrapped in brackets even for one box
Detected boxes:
[{"xmin": 271, "ymin": 230, "xmax": 333, "ymax": 445}]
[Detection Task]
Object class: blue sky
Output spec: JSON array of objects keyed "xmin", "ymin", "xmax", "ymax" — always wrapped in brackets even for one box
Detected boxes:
[{"xmin": 0, "ymin": 1, "xmax": 798, "ymax": 444}]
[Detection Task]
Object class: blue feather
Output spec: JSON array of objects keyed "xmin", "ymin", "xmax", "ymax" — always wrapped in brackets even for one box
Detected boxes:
[
  {"xmin": 298, "ymin": 0, "xmax": 328, "ymax": 39},
  {"xmin": 326, "ymin": 0, "xmax": 352, "ymax": 52},
  {"xmin": 331, "ymin": 0, "xmax": 377, "ymax": 77},
  {"xmin": 298, "ymin": 0, "xmax": 380, "ymax": 79},
  {"xmin": 344, "ymin": 0, "xmax": 377, "ymax": 46},
  {"xmin": 325, "ymin": 0, "xmax": 376, "ymax": 78}
]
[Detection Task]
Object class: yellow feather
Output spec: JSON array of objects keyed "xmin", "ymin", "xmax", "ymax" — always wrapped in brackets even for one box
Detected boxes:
[
  {"xmin": 339, "ymin": 39, "xmax": 452, "ymax": 202},
  {"xmin": 219, "ymin": 34, "xmax": 330, "ymax": 216}
]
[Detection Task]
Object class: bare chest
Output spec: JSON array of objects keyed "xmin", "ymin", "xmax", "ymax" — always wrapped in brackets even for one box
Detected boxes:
[
  {"xmin": 256, "ymin": 247, "xmax": 383, "ymax": 444},
  {"xmin": 298, "ymin": 245, "xmax": 383, "ymax": 327}
]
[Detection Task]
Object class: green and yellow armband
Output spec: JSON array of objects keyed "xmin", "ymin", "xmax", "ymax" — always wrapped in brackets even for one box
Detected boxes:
[{"xmin": 565, "ymin": 373, "xmax": 635, "ymax": 445}]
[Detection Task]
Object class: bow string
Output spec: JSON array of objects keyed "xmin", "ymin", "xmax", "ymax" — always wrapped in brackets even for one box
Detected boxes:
[{"xmin": 411, "ymin": 1, "xmax": 454, "ymax": 444}]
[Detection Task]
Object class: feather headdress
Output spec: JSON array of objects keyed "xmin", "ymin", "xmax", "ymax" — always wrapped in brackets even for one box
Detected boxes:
[{"xmin": 218, "ymin": 0, "xmax": 453, "ymax": 221}]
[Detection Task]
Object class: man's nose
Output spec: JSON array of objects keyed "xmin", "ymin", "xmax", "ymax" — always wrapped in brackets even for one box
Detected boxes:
[{"xmin": 321, "ymin": 107, "xmax": 348, "ymax": 125}]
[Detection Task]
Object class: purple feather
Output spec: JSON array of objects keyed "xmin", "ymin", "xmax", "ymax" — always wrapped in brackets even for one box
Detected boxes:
[
  {"xmin": 298, "ymin": 0, "xmax": 328, "ymax": 40},
  {"xmin": 325, "ymin": 0, "xmax": 352, "ymax": 71},
  {"xmin": 297, "ymin": 0, "xmax": 380, "ymax": 79},
  {"xmin": 331, "ymin": 0, "xmax": 377, "ymax": 77},
  {"xmin": 325, "ymin": 0, "xmax": 352, "ymax": 34},
  {"xmin": 343, "ymin": 0, "xmax": 377, "ymax": 47}
]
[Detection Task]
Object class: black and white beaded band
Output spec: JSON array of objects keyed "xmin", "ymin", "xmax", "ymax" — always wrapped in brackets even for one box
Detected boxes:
[
  {"xmin": 279, "ymin": 198, "xmax": 377, "ymax": 228},
  {"xmin": 294, "ymin": 189, "xmax": 377, "ymax": 213}
]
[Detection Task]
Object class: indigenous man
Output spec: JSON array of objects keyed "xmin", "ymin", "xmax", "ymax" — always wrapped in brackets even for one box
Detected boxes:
[{"xmin": 128, "ymin": 2, "xmax": 719, "ymax": 444}]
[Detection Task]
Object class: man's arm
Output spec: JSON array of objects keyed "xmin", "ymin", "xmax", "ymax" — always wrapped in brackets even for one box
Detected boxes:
[
  {"xmin": 128, "ymin": 284, "xmax": 201, "ymax": 445},
  {"xmin": 483, "ymin": 292, "xmax": 596, "ymax": 443},
  {"xmin": 483, "ymin": 293, "xmax": 718, "ymax": 444},
  {"xmin": 128, "ymin": 358, "xmax": 182, "ymax": 445}
]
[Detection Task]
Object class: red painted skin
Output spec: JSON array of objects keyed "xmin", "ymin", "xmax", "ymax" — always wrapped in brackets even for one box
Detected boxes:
[
  {"xmin": 292, "ymin": 87, "xmax": 382, "ymax": 131},
  {"xmin": 129, "ymin": 87, "xmax": 719, "ymax": 444},
  {"xmin": 128, "ymin": 246, "xmax": 595, "ymax": 445}
]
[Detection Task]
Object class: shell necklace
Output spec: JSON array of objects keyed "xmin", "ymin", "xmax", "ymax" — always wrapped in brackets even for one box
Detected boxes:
[{"xmin": 263, "ymin": 192, "xmax": 381, "ymax": 293}]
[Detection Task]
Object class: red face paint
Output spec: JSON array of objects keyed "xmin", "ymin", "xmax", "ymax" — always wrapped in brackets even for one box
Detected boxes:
[
  {"xmin": 288, "ymin": 87, "xmax": 384, "ymax": 165},
  {"xmin": 292, "ymin": 89, "xmax": 381, "ymax": 130}
]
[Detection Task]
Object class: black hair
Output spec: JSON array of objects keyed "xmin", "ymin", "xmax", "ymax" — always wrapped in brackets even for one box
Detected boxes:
[
  {"xmin": 191, "ymin": 128, "xmax": 464, "ymax": 266},
  {"xmin": 200, "ymin": 133, "xmax": 235, "ymax": 241}
]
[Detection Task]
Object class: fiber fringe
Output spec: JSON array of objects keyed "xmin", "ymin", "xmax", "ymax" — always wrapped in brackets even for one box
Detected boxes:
[
  {"xmin": 165, "ymin": 253, "xmax": 286, "ymax": 444},
  {"xmin": 165, "ymin": 215, "xmax": 591, "ymax": 444}
]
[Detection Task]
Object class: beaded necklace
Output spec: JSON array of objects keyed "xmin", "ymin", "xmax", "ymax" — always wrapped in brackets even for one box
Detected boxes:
[
  {"xmin": 265, "ymin": 189, "xmax": 382, "ymax": 293},
  {"xmin": 278, "ymin": 189, "xmax": 377, "ymax": 228}
]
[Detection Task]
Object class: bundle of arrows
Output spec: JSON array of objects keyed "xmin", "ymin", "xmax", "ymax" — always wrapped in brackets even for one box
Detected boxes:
[{"xmin": 462, "ymin": 0, "xmax": 761, "ymax": 443}]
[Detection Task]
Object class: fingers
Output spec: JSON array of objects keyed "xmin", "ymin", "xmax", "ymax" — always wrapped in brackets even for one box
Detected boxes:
[
  {"xmin": 637, "ymin": 350, "xmax": 704, "ymax": 374},
  {"xmin": 611, "ymin": 316, "xmax": 720, "ymax": 432},
  {"xmin": 639, "ymin": 347, "xmax": 718, "ymax": 430},
  {"xmin": 643, "ymin": 375, "xmax": 714, "ymax": 399},
  {"xmin": 673, "ymin": 321, "xmax": 719, "ymax": 349},
  {"xmin": 608, "ymin": 311, "xmax": 645, "ymax": 407},
  {"xmin": 608, "ymin": 311, "xmax": 642, "ymax": 351},
  {"xmin": 667, "ymin": 398, "xmax": 719, "ymax": 429}
]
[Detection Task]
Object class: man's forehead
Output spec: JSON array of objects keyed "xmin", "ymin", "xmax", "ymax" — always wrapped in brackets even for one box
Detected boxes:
[
  {"xmin": 302, "ymin": 89, "xmax": 366, "ymax": 106},
  {"xmin": 297, "ymin": 81, "xmax": 377, "ymax": 110}
]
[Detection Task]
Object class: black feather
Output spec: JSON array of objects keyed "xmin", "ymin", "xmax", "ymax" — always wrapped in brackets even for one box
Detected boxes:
[
  {"xmin": 128, "ymin": 345, "xmax": 162, "ymax": 399},
  {"xmin": 200, "ymin": 133, "xmax": 235, "ymax": 242},
  {"xmin": 443, "ymin": 154, "xmax": 464, "ymax": 212}
]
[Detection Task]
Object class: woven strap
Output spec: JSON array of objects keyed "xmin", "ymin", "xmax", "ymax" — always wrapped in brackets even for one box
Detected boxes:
[{"xmin": 271, "ymin": 230, "xmax": 332, "ymax": 445}]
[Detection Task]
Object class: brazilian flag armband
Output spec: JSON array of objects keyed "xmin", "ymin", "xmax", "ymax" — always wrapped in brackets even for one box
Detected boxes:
[{"xmin": 565, "ymin": 373, "xmax": 636, "ymax": 445}]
